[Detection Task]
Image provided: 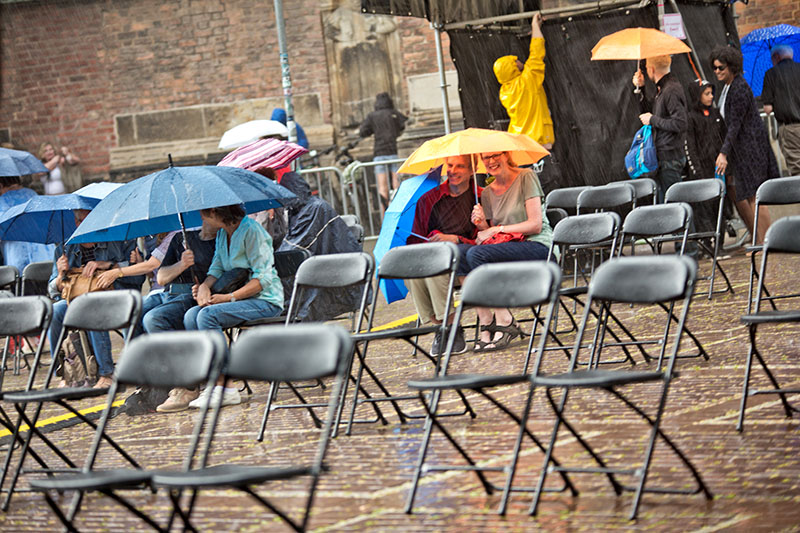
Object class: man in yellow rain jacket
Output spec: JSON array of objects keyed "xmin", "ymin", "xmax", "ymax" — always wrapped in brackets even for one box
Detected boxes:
[{"xmin": 493, "ymin": 13, "xmax": 554, "ymax": 149}]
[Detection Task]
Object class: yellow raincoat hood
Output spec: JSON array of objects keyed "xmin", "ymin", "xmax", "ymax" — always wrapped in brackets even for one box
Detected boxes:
[{"xmin": 494, "ymin": 38, "xmax": 554, "ymax": 146}]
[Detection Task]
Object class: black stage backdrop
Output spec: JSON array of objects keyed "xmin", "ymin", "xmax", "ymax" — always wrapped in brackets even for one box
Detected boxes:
[{"xmin": 363, "ymin": 0, "xmax": 739, "ymax": 192}]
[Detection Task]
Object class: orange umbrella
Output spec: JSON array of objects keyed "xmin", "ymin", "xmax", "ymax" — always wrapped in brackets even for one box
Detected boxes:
[
  {"xmin": 398, "ymin": 128, "xmax": 550, "ymax": 175},
  {"xmin": 591, "ymin": 27, "xmax": 691, "ymax": 60}
]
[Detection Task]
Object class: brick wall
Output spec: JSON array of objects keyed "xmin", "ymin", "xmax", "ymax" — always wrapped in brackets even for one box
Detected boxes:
[{"xmin": 735, "ymin": 0, "xmax": 800, "ymax": 36}]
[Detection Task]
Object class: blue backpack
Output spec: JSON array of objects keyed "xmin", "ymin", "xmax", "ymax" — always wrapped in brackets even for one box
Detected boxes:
[{"xmin": 625, "ymin": 125, "xmax": 658, "ymax": 179}]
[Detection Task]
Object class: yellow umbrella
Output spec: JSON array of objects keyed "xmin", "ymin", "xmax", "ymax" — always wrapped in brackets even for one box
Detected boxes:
[
  {"xmin": 398, "ymin": 128, "xmax": 550, "ymax": 175},
  {"xmin": 591, "ymin": 27, "xmax": 691, "ymax": 60}
]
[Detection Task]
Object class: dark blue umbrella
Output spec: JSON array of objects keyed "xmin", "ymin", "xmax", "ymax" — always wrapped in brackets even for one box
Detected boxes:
[
  {"xmin": 68, "ymin": 164, "xmax": 297, "ymax": 244},
  {"xmin": 0, "ymin": 194, "xmax": 99, "ymax": 245},
  {"xmin": 741, "ymin": 24, "xmax": 800, "ymax": 97},
  {"xmin": 372, "ymin": 166, "xmax": 441, "ymax": 304},
  {"xmin": 0, "ymin": 147, "xmax": 48, "ymax": 177}
]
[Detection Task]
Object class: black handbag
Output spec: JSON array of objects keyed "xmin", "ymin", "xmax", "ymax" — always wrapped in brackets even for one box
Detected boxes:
[{"xmin": 211, "ymin": 268, "xmax": 252, "ymax": 294}]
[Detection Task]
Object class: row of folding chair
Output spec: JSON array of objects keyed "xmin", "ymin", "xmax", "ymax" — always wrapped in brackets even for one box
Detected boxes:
[
  {"xmin": 0, "ymin": 260, "xmax": 53, "ymax": 297},
  {"xmin": 404, "ymin": 255, "xmax": 713, "ymax": 520}
]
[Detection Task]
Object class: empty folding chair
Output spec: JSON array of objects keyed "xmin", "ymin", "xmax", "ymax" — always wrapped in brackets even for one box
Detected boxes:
[
  {"xmin": 28, "ymin": 330, "xmax": 227, "ymax": 531},
  {"xmin": 405, "ymin": 261, "xmax": 578, "ymax": 514},
  {"xmin": 576, "ymin": 183, "xmax": 634, "ymax": 215},
  {"xmin": 530, "ymin": 256, "xmax": 712, "ymax": 520},
  {"xmin": 152, "ymin": 323, "xmax": 352, "ymax": 533},
  {"xmin": 0, "ymin": 265, "xmax": 19, "ymax": 295},
  {"xmin": 738, "ymin": 216, "xmax": 800, "ymax": 432},
  {"xmin": 0, "ymin": 290, "xmax": 141, "ymax": 509},
  {"xmin": 19, "ymin": 260, "xmax": 53, "ymax": 296},
  {"xmin": 345, "ymin": 242, "xmax": 470, "ymax": 436},
  {"xmin": 745, "ymin": 175, "xmax": 800, "ymax": 313},
  {"xmin": 628, "ymin": 177, "xmax": 657, "ymax": 206},
  {"xmin": 545, "ymin": 186, "xmax": 591, "ymax": 215},
  {"xmin": 258, "ymin": 252, "xmax": 374, "ymax": 440},
  {"xmin": 545, "ymin": 207, "xmax": 568, "ymax": 229},
  {"xmin": 665, "ymin": 178, "xmax": 734, "ymax": 298}
]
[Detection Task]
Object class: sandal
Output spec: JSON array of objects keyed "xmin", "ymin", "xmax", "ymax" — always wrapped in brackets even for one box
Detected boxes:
[
  {"xmin": 483, "ymin": 318, "xmax": 524, "ymax": 352},
  {"xmin": 473, "ymin": 317, "xmax": 497, "ymax": 352}
]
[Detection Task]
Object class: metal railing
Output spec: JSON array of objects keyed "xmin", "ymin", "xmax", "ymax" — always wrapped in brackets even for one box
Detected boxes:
[
  {"xmin": 348, "ymin": 158, "xmax": 407, "ymax": 237},
  {"xmin": 298, "ymin": 166, "xmax": 348, "ymax": 215}
]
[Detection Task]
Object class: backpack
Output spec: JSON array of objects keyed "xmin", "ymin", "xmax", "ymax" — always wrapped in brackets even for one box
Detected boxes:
[
  {"xmin": 59, "ymin": 332, "xmax": 98, "ymax": 388},
  {"xmin": 625, "ymin": 125, "xmax": 658, "ymax": 179}
]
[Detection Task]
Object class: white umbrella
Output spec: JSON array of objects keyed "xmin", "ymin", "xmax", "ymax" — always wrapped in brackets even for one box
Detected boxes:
[
  {"xmin": 218, "ymin": 120, "xmax": 290, "ymax": 150},
  {"xmin": 73, "ymin": 181, "xmax": 123, "ymax": 201}
]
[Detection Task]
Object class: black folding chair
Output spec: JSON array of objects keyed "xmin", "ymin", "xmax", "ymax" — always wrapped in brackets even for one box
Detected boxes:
[
  {"xmin": 545, "ymin": 186, "xmax": 591, "ymax": 215},
  {"xmin": 258, "ymin": 252, "xmax": 374, "ymax": 440},
  {"xmin": 627, "ymin": 177, "xmax": 657, "ymax": 206},
  {"xmin": 20, "ymin": 260, "xmax": 53, "ymax": 296},
  {"xmin": 738, "ymin": 216, "xmax": 800, "ymax": 432},
  {"xmin": 345, "ymin": 242, "xmax": 471, "ymax": 436},
  {"xmin": 152, "ymin": 323, "xmax": 352, "ymax": 533},
  {"xmin": 529, "ymin": 256, "xmax": 712, "ymax": 520},
  {"xmin": 0, "ymin": 290, "xmax": 141, "ymax": 510},
  {"xmin": 405, "ymin": 261, "xmax": 578, "ymax": 514},
  {"xmin": 576, "ymin": 183, "xmax": 634, "ymax": 215},
  {"xmin": 745, "ymin": 175, "xmax": 800, "ymax": 313},
  {"xmin": 28, "ymin": 330, "xmax": 227, "ymax": 531},
  {"xmin": 665, "ymin": 179, "xmax": 734, "ymax": 299},
  {"xmin": 0, "ymin": 265, "xmax": 19, "ymax": 295}
]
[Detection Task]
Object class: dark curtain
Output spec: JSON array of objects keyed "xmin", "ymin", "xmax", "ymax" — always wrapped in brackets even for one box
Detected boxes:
[{"xmin": 447, "ymin": 0, "xmax": 737, "ymax": 191}]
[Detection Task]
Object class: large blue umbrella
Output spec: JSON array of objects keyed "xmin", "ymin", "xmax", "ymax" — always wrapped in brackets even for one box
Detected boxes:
[
  {"xmin": 372, "ymin": 166, "xmax": 442, "ymax": 304},
  {"xmin": 0, "ymin": 147, "xmax": 48, "ymax": 177},
  {"xmin": 68, "ymin": 164, "xmax": 297, "ymax": 244},
  {"xmin": 741, "ymin": 24, "xmax": 800, "ymax": 97},
  {"xmin": 0, "ymin": 194, "xmax": 99, "ymax": 245}
]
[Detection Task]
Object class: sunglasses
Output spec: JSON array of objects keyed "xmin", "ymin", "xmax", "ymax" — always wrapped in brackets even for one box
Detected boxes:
[{"xmin": 712, "ymin": 64, "xmax": 727, "ymax": 72}]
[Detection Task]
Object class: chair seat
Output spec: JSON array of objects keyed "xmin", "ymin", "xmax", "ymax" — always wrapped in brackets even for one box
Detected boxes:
[
  {"xmin": 235, "ymin": 315, "xmax": 286, "ymax": 327},
  {"xmin": 532, "ymin": 369, "xmax": 667, "ymax": 388},
  {"xmin": 560, "ymin": 286, "xmax": 588, "ymax": 298},
  {"xmin": 741, "ymin": 310, "xmax": 800, "ymax": 325},
  {"xmin": 152, "ymin": 464, "xmax": 312, "ymax": 489},
  {"xmin": 29, "ymin": 468, "xmax": 152, "ymax": 492},
  {"xmin": 352, "ymin": 324, "xmax": 440, "ymax": 343},
  {"xmin": 3, "ymin": 386, "xmax": 109, "ymax": 403},
  {"xmin": 408, "ymin": 373, "xmax": 529, "ymax": 391}
]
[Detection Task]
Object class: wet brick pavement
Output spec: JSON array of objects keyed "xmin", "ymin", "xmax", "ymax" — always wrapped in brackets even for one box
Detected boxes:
[{"xmin": 0, "ymin": 247, "xmax": 799, "ymax": 531}]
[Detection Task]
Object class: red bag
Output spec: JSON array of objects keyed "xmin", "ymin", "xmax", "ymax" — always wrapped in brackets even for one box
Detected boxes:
[{"xmin": 480, "ymin": 231, "xmax": 527, "ymax": 245}]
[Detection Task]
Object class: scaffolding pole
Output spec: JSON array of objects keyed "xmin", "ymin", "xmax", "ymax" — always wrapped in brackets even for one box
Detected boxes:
[
  {"xmin": 433, "ymin": 23, "xmax": 452, "ymax": 134},
  {"xmin": 274, "ymin": 0, "xmax": 297, "ymax": 144}
]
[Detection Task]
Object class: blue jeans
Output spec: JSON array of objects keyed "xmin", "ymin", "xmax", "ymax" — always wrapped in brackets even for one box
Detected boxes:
[
  {"xmin": 143, "ymin": 293, "xmax": 197, "ymax": 333},
  {"xmin": 183, "ymin": 299, "xmax": 282, "ymax": 331},
  {"xmin": 373, "ymin": 154, "xmax": 399, "ymax": 177},
  {"xmin": 462, "ymin": 241, "xmax": 550, "ymax": 274},
  {"xmin": 49, "ymin": 299, "xmax": 114, "ymax": 377}
]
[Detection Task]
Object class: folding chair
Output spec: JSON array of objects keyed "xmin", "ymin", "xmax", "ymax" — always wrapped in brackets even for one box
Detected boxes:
[
  {"xmin": 576, "ymin": 183, "xmax": 634, "ymax": 215},
  {"xmin": 20, "ymin": 260, "xmax": 53, "ymax": 296},
  {"xmin": 545, "ymin": 207, "xmax": 568, "ymax": 229},
  {"xmin": 665, "ymin": 179, "xmax": 734, "ymax": 299},
  {"xmin": 258, "ymin": 252, "xmax": 374, "ymax": 440},
  {"xmin": 530, "ymin": 256, "xmax": 712, "ymax": 520},
  {"xmin": 627, "ymin": 177, "xmax": 657, "ymax": 206},
  {"xmin": 0, "ymin": 290, "xmax": 142, "ymax": 510},
  {"xmin": 0, "ymin": 265, "xmax": 19, "ymax": 295},
  {"xmin": 28, "ymin": 330, "xmax": 227, "ymax": 531},
  {"xmin": 738, "ymin": 216, "xmax": 800, "ymax": 432},
  {"xmin": 545, "ymin": 186, "xmax": 591, "ymax": 215},
  {"xmin": 746, "ymin": 175, "xmax": 800, "ymax": 313},
  {"xmin": 345, "ymin": 242, "xmax": 472, "ymax": 436},
  {"xmin": 152, "ymin": 323, "xmax": 352, "ymax": 533},
  {"xmin": 405, "ymin": 261, "xmax": 579, "ymax": 514}
]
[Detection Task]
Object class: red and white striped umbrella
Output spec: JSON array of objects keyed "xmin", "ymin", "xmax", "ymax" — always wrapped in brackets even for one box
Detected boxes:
[{"xmin": 217, "ymin": 138, "xmax": 307, "ymax": 172}]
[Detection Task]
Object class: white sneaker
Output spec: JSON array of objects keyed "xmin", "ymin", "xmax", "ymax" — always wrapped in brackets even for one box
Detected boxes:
[{"xmin": 188, "ymin": 386, "xmax": 241, "ymax": 408}]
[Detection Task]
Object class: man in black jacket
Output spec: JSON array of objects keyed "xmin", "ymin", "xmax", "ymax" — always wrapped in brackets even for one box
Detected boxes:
[
  {"xmin": 632, "ymin": 54, "xmax": 688, "ymax": 203},
  {"xmin": 762, "ymin": 45, "xmax": 800, "ymax": 175}
]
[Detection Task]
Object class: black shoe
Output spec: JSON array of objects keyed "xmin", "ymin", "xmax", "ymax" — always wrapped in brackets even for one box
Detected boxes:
[
  {"xmin": 450, "ymin": 326, "xmax": 467, "ymax": 355},
  {"xmin": 430, "ymin": 329, "xmax": 444, "ymax": 356}
]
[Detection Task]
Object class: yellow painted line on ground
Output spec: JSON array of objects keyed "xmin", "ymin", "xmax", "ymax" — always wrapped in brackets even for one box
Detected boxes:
[
  {"xmin": 364, "ymin": 301, "xmax": 461, "ymax": 332},
  {"xmin": 0, "ymin": 399, "xmax": 124, "ymax": 438}
]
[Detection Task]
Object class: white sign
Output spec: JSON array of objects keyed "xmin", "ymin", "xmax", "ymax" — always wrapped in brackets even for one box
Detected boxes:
[{"xmin": 663, "ymin": 14, "xmax": 686, "ymax": 40}]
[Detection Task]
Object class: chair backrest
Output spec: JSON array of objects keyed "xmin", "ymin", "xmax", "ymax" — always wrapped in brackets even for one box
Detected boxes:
[
  {"xmin": 378, "ymin": 242, "xmax": 458, "ymax": 279},
  {"xmin": 762, "ymin": 215, "xmax": 800, "ymax": 255},
  {"xmin": 115, "ymin": 331, "xmax": 228, "ymax": 388},
  {"xmin": 0, "ymin": 290, "xmax": 14, "ymax": 299},
  {"xmin": 627, "ymin": 178, "xmax": 657, "ymax": 204},
  {"xmin": 621, "ymin": 203, "xmax": 691, "ymax": 238},
  {"xmin": 348, "ymin": 223, "xmax": 365, "ymax": 246},
  {"xmin": 294, "ymin": 252, "xmax": 373, "ymax": 289},
  {"xmin": 0, "ymin": 295, "xmax": 52, "ymax": 337},
  {"xmin": 589, "ymin": 255, "xmax": 697, "ymax": 304},
  {"xmin": 0, "ymin": 265, "xmax": 19, "ymax": 292},
  {"xmin": 551, "ymin": 212, "xmax": 620, "ymax": 246},
  {"xmin": 274, "ymin": 249, "xmax": 312, "ymax": 278},
  {"xmin": 20, "ymin": 260, "xmax": 54, "ymax": 296},
  {"xmin": 577, "ymin": 184, "xmax": 634, "ymax": 213},
  {"xmin": 545, "ymin": 186, "xmax": 591, "ymax": 211},
  {"xmin": 63, "ymin": 290, "xmax": 142, "ymax": 332},
  {"xmin": 545, "ymin": 207, "xmax": 569, "ymax": 229},
  {"xmin": 339, "ymin": 214, "xmax": 360, "ymax": 227},
  {"xmin": 460, "ymin": 261, "xmax": 561, "ymax": 310},
  {"xmin": 755, "ymin": 175, "xmax": 800, "ymax": 206},
  {"xmin": 665, "ymin": 178, "xmax": 724, "ymax": 204},
  {"xmin": 228, "ymin": 323, "xmax": 351, "ymax": 383}
]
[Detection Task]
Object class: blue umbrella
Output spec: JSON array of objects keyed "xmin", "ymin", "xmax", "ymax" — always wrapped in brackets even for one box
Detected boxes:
[
  {"xmin": 73, "ymin": 181, "xmax": 123, "ymax": 201},
  {"xmin": 0, "ymin": 147, "xmax": 48, "ymax": 177},
  {"xmin": 68, "ymin": 164, "xmax": 297, "ymax": 244},
  {"xmin": 0, "ymin": 194, "xmax": 99, "ymax": 245},
  {"xmin": 372, "ymin": 166, "xmax": 442, "ymax": 304},
  {"xmin": 741, "ymin": 24, "xmax": 800, "ymax": 97}
]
